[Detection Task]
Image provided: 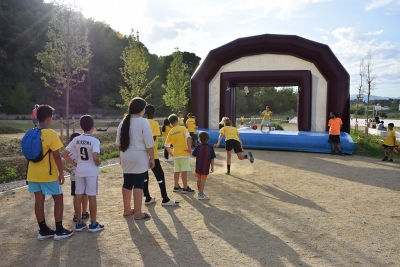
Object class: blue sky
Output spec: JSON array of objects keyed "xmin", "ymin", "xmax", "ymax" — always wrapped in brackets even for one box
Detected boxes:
[{"xmin": 45, "ymin": 0, "xmax": 400, "ymax": 98}]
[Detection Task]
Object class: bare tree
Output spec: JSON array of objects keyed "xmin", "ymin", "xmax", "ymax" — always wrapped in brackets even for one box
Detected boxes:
[
  {"xmin": 364, "ymin": 51, "xmax": 376, "ymax": 130},
  {"xmin": 355, "ymin": 58, "xmax": 365, "ymax": 132}
]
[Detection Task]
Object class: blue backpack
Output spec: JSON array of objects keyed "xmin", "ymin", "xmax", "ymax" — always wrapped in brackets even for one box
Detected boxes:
[{"xmin": 21, "ymin": 127, "xmax": 52, "ymax": 175}]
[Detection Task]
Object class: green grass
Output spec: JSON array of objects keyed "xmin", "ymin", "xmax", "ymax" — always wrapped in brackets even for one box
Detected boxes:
[{"xmin": 349, "ymin": 128, "xmax": 387, "ymax": 158}]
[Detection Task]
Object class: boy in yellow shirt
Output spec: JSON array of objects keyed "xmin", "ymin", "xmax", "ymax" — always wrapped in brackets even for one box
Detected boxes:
[
  {"xmin": 165, "ymin": 114, "xmax": 195, "ymax": 193},
  {"xmin": 259, "ymin": 106, "xmax": 273, "ymax": 131},
  {"xmin": 381, "ymin": 123, "xmax": 396, "ymax": 162},
  {"xmin": 25, "ymin": 105, "xmax": 73, "ymax": 240},
  {"xmin": 186, "ymin": 113, "xmax": 197, "ymax": 148}
]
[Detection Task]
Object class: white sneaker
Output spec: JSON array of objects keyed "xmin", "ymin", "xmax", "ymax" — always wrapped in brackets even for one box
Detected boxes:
[
  {"xmin": 161, "ymin": 199, "xmax": 179, "ymax": 206},
  {"xmin": 145, "ymin": 197, "xmax": 156, "ymax": 205},
  {"xmin": 198, "ymin": 193, "xmax": 210, "ymax": 200},
  {"xmin": 164, "ymin": 158, "xmax": 172, "ymax": 162}
]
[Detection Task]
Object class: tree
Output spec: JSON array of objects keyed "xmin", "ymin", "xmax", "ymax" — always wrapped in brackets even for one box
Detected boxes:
[
  {"xmin": 35, "ymin": 2, "xmax": 92, "ymax": 139},
  {"xmin": 364, "ymin": 51, "xmax": 376, "ymax": 129},
  {"xmin": 162, "ymin": 48, "xmax": 189, "ymax": 113},
  {"xmin": 355, "ymin": 59, "xmax": 365, "ymax": 132},
  {"xmin": 118, "ymin": 30, "xmax": 158, "ymax": 108},
  {"xmin": 9, "ymin": 83, "xmax": 31, "ymax": 113}
]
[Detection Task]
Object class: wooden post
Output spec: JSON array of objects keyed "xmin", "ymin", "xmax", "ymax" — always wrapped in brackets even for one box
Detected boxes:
[
  {"xmin": 60, "ymin": 117, "xmax": 63, "ymax": 143},
  {"xmin": 72, "ymin": 117, "xmax": 75, "ymax": 133}
]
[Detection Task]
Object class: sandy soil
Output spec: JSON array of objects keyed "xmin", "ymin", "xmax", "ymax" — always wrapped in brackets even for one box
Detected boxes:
[{"xmin": 0, "ymin": 146, "xmax": 400, "ymax": 267}]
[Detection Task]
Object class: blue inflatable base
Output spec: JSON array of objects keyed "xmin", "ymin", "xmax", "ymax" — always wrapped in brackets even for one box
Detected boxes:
[{"xmin": 198, "ymin": 128, "xmax": 355, "ymax": 155}]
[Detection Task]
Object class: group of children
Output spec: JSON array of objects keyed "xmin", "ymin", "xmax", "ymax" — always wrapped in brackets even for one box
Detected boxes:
[
  {"xmin": 160, "ymin": 111, "xmax": 255, "ymax": 200},
  {"xmin": 26, "ymin": 104, "xmax": 256, "ymax": 239}
]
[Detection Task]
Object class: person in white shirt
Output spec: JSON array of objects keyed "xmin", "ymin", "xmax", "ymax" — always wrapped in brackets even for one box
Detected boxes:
[
  {"xmin": 62, "ymin": 115, "xmax": 104, "ymax": 232},
  {"xmin": 116, "ymin": 97, "xmax": 155, "ymax": 220}
]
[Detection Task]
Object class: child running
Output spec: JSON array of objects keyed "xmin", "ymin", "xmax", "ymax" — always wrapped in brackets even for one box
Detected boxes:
[
  {"xmin": 165, "ymin": 114, "xmax": 195, "ymax": 193},
  {"xmin": 62, "ymin": 133, "xmax": 89, "ymax": 222},
  {"xmin": 214, "ymin": 117, "xmax": 254, "ymax": 175},
  {"xmin": 192, "ymin": 132, "xmax": 216, "ymax": 200},
  {"xmin": 143, "ymin": 105, "xmax": 179, "ymax": 206},
  {"xmin": 162, "ymin": 118, "xmax": 173, "ymax": 162},
  {"xmin": 62, "ymin": 115, "xmax": 104, "ymax": 232}
]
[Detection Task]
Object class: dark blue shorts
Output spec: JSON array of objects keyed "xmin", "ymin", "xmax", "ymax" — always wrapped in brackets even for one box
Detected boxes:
[{"xmin": 123, "ymin": 172, "xmax": 147, "ymax": 190}]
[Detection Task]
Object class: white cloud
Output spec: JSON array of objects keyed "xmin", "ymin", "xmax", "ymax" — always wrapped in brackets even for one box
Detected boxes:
[
  {"xmin": 365, "ymin": 0, "xmax": 393, "ymax": 11},
  {"xmin": 366, "ymin": 30, "xmax": 384, "ymax": 35},
  {"xmin": 329, "ymin": 27, "xmax": 400, "ymax": 97},
  {"xmin": 321, "ymin": 36, "xmax": 328, "ymax": 40}
]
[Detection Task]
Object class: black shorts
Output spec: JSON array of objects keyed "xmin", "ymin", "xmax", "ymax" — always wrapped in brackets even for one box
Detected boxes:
[
  {"xmin": 189, "ymin": 132, "xmax": 197, "ymax": 139},
  {"xmin": 225, "ymin": 140, "xmax": 243, "ymax": 153},
  {"xmin": 382, "ymin": 144, "xmax": 394, "ymax": 151},
  {"xmin": 123, "ymin": 172, "xmax": 147, "ymax": 190},
  {"xmin": 71, "ymin": 181, "xmax": 75, "ymax": 196},
  {"xmin": 328, "ymin": 135, "xmax": 340, "ymax": 143}
]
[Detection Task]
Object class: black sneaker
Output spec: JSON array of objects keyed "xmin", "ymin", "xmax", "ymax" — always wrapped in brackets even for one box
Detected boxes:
[
  {"xmin": 382, "ymin": 156, "xmax": 388, "ymax": 161},
  {"xmin": 38, "ymin": 228, "xmax": 56, "ymax": 240},
  {"xmin": 182, "ymin": 186, "xmax": 195, "ymax": 193},
  {"xmin": 54, "ymin": 228, "xmax": 74, "ymax": 240},
  {"xmin": 388, "ymin": 159, "xmax": 393, "ymax": 162},
  {"xmin": 173, "ymin": 185, "xmax": 183, "ymax": 192},
  {"xmin": 248, "ymin": 152, "xmax": 254, "ymax": 163},
  {"xmin": 338, "ymin": 151, "xmax": 344, "ymax": 156},
  {"xmin": 331, "ymin": 151, "xmax": 335, "ymax": 155}
]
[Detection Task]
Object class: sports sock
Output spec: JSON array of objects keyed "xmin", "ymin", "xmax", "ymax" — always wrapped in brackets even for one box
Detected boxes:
[
  {"xmin": 244, "ymin": 155, "xmax": 248, "ymax": 159},
  {"xmin": 227, "ymin": 165, "xmax": 230, "ymax": 173},
  {"xmin": 38, "ymin": 220, "xmax": 48, "ymax": 232},
  {"xmin": 55, "ymin": 221, "xmax": 63, "ymax": 232}
]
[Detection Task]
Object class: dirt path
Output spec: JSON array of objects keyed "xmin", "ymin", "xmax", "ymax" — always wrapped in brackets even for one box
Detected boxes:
[{"xmin": 0, "ymin": 148, "xmax": 399, "ymax": 266}]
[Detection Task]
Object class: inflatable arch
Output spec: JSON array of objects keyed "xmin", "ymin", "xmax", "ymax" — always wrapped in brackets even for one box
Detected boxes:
[
  {"xmin": 189, "ymin": 33, "xmax": 351, "ymax": 133},
  {"xmin": 188, "ymin": 34, "xmax": 355, "ymax": 154}
]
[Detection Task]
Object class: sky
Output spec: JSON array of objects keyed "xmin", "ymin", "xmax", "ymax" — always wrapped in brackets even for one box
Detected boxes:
[{"xmin": 44, "ymin": 0, "xmax": 400, "ymax": 98}]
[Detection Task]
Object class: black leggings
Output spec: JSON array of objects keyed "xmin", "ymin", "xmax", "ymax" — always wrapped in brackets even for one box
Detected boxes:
[{"xmin": 143, "ymin": 159, "xmax": 169, "ymax": 202}]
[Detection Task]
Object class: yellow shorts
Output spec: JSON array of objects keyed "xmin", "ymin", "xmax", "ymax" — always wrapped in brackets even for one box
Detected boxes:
[{"xmin": 174, "ymin": 158, "xmax": 191, "ymax": 172}]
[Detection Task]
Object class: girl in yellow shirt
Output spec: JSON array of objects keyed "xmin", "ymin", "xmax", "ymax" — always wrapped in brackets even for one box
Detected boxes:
[{"xmin": 214, "ymin": 117, "xmax": 254, "ymax": 175}]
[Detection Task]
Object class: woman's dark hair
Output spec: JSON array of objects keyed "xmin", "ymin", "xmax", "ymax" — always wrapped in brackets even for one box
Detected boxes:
[
  {"xmin": 119, "ymin": 97, "xmax": 146, "ymax": 152},
  {"xmin": 162, "ymin": 118, "xmax": 170, "ymax": 132}
]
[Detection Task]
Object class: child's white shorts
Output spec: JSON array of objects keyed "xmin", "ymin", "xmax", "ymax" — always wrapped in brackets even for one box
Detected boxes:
[{"xmin": 75, "ymin": 176, "xmax": 98, "ymax": 196}]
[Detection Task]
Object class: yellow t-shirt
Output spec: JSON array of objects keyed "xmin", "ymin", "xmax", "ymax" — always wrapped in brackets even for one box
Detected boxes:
[
  {"xmin": 384, "ymin": 129, "xmax": 396, "ymax": 146},
  {"xmin": 26, "ymin": 129, "xmax": 63, "ymax": 182},
  {"xmin": 178, "ymin": 117, "xmax": 184, "ymax": 126},
  {"xmin": 240, "ymin": 116, "xmax": 245, "ymax": 123},
  {"xmin": 148, "ymin": 119, "xmax": 160, "ymax": 160},
  {"xmin": 162, "ymin": 125, "xmax": 172, "ymax": 142},
  {"xmin": 165, "ymin": 126, "xmax": 190, "ymax": 157},
  {"xmin": 186, "ymin": 118, "xmax": 196, "ymax": 133},
  {"xmin": 262, "ymin": 110, "xmax": 273, "ymax": 120},
  {"xmin": 219, "ymin": 126, "xmax": 240, "ymax": 141}
]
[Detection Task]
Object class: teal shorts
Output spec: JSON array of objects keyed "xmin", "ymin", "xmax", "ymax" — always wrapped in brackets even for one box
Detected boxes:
[
  {"xmin": 28, "ymin": 181, "xmax": 62, "ymax": 195},
  {"xmin": 174, "ymin": 158, "xmax": 191, "ymax": 172}
]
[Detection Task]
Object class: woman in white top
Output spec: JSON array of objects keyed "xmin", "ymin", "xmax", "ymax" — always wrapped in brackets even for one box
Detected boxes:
[{"xmin": 116, "ymin": 97, "xmax": 155, "ymax": 220}]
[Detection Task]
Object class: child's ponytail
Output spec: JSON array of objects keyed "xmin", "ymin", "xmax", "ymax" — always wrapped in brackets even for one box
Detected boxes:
[{"xmin": 120, "ymin": 114, "xmax": 131, "ymax": 152}]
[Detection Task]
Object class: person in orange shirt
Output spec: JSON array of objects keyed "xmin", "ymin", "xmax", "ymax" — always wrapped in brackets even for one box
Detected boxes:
[{"xmin": 328, "ymin": 111, "xmax": 343, "ymax": 155}]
